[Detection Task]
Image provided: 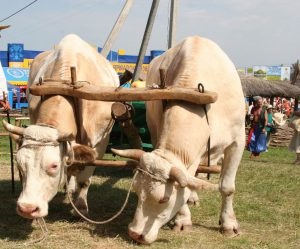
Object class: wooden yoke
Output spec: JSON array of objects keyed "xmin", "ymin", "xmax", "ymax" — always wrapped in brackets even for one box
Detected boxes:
[
  {"xmin": 67, "ymin": 160, "xmax": 221, "ymax": 175},
  {"xmin": 30, "ymin": 80, "xmax": 218, "ymax": 105}
]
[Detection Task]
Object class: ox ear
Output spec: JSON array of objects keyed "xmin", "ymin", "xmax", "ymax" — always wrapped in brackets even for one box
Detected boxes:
[
  {"xmin": 72, "ymin": 144, "xmax": 97, "ymax": 163},
  {"xmin": 187, "ymin": 176, "xmax": 218, "ymax": 191}
]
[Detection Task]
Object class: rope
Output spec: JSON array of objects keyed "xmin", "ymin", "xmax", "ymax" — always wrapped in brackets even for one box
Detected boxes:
[
  {"xmin": 20, "ymin": 218, "xmax": 49, "ymax": 247},
  {"xmin": 136, "ymin": 167, "xmax": 167, "ymax": 183},
  {"xmin": 66, "ymin": 170, "xmax": 138, "ymax": 224},
  {"xmin": 198, "ymin": 83, "xmax": 211, "ymax": 180}
]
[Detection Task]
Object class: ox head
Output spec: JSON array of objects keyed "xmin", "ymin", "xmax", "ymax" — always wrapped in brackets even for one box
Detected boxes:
[
  {"xmin": 111, "ymin": 148, "xmax": 216, "ymax": 244},
  {"xmin": 2, "ymin": 120, "xmax": 96, "ymax": 219}
]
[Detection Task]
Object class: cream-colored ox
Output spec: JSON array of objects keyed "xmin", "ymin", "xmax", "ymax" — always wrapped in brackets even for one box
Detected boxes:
[
  {"xmin": 3, "ymin": 34, "xmax": 119, "ymax": 219},
  {"xmin": 112, "ymin": 36, "xmax": 245, "ymax": 244}
]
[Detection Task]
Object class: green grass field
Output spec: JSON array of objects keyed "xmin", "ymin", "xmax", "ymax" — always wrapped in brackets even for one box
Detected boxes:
[{"xmin": 0, "ymin": 131, "xmax": 299, "ymax": 249}]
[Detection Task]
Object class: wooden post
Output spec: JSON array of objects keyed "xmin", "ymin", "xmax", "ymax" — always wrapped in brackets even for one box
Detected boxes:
[
  {"xmin": 132, "ymin": 0, "xmax": 160, "ymax": 82},
  {"xmin": 101, "ymin": 0, "xmax": 134, "ymax": 58},
  {"xmin": 2, "ymin": 91, "xmax": 14, "ymax": 193},
  {"xmin": 70, "ymin": 67, "xmax": 77, "ymax": 85},
  {"xmin": 168, "ymin": 0, "xmax": 178, "ymax": 49}
]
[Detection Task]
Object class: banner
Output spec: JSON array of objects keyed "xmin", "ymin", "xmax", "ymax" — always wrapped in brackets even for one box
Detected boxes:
[
  {"xmin": 281, "ymin": 67, "xmax": 290, "ymax": 81},
  {"xmin": 253, "ymin": 65, "xmax": 267, "ymax": 79},
  {"xmin": 267, "ymin": 66, "xmax": 281, "ymax": 80},
  {"xmin": 0, "ymin": 61, "xmax": 8, "ymax": 98},
  {"xmin": 3, "ymin": 67, "xmax": 29, "ymax": 86},
  {"xmin": 111, "ymin": 62, "xmax": 149, "ymax": 75},
  {"xmin": 253, "ymin": 65, "xmax": 291, "ymax": 81}
]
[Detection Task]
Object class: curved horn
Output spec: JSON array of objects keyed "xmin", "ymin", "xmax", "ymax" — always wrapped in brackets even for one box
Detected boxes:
[
  {"xmin": 169, "ymin": 167, "xmax": 188, "ymax": 188},
  {"xmin": 9, "ymin": 133, "xmax": 22, "ymax": 144},
  {"xmin": 111, "ymin": 148, "xmax": 145, "ymax": 161},
  {"xmin": 2, "ymin": 120, "xmax": 25, "ymax": 136},
  {"xmin": 187, "ymin": 177, "xmax": 218, "ymax": 191}
]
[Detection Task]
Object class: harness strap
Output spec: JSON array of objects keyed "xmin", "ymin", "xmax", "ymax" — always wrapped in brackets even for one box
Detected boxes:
[{"xmin": 198, "ymin": 83, "xmax": 211, "ymax": 180}]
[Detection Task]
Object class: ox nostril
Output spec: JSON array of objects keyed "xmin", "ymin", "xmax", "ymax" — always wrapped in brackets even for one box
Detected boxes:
[
  {"xmin": 17, "ymin": 203, "xmax": 39, "ymax": 215},
  {"xmin": 128, "ymin": 229, "xmax": 147, "ymax": 244}
]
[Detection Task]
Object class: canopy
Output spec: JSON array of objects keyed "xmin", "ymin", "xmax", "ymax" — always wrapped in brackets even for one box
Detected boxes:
[{"xmin": 3, "ymin": 67, "xmax": 29, "ymax": 86}]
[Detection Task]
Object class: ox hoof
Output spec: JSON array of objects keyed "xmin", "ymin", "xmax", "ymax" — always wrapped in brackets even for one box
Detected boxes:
[
  {"xmin": 173, "ymin": 224, "xmax": 193, "ymax": 232},
  {"xmin": 187, "ymin": 199, "xmax": 199, "ymax": 206},
  {"xmin": 187, "ymin": 191, "xmax": 199, "ymax": 206},
  {"xmin": 220, "ymin": 227, "xmax": 240, "ymax": 238}
]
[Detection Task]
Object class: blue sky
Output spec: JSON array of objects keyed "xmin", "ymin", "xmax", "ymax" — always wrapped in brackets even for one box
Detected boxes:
[{"xmin": 0, "ymin": 0, "xmax": 299, "ymax": 67}]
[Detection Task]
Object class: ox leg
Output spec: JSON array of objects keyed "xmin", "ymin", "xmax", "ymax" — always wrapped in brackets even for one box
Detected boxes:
[
  {"xmin": 66, "ymin": 175, "xmax": 76, "ymax": 194},
  {"xmin": 71, "ymin": 166, "xmax": 96, "ymax": 217},
  {"xmin": 173, "ymin": 203, "xmax": 193, "ymax": 232},
  {"xmin": 187, "ymin": 190, "xmax": 199, "ymax": 206},
  {"xmin": 219, "ymin": 141, "xmax": 243, "ymax": 237}
]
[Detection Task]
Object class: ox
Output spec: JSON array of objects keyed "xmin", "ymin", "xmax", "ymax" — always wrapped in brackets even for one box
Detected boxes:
[
  {"xmin": 3, "ymin": 34, "xmax": 119, "ymax": 219},
  {"xmin": 112, "ymin": 36, "xmax": 245, "ymax": 244}
]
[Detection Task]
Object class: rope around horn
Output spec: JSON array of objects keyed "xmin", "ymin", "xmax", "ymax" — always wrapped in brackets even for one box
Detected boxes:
[{"xmin": 66, "ymin": 170, "xmax": 138, "ymax": 224}]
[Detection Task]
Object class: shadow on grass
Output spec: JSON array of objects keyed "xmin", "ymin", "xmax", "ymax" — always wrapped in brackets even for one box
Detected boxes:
[
  {"xmin": 0, "ymin": 167, "xmax": 139, "ymax": 244},
  {"xmin": 46, "ymin": 169, "xmax": 138, "ymax": 243},
  {"xmin": 0, "ymin": 180, "xmax": 34, "ymax": 242},
  {"xmin": 193, "ymin": 223, "xmax": 220, "ymax": 232}
]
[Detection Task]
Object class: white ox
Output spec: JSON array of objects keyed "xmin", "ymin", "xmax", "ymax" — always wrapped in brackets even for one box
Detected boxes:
[
  {"xmin": 112, "ymin": 36, "xmax": 245, "ymax": 244},
  {"xmin": 3, "ymin": 34, "xmax": 119, "ymax": 219}
]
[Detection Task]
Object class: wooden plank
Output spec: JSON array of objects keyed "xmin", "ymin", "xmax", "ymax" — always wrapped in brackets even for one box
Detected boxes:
[
  {"xmin": 68, "ymin": 159, "xmax": 138, "ymax": 168},
  {"xmin": 197, "ymin": 165, "xmax": 221, "ymax": 174},
  {"xmin": 0, "ymin": 113, "xmax": 23, "ymax": 117},
  {"xmin": 29, "ymin": 83, "xmax": 218, "ymax": 105}
]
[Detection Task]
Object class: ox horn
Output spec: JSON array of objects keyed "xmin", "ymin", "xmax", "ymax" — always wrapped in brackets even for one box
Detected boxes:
[
  {"xmin": 111, "ymin": 148, "xmax": 145, "ymax": 161},
  {"xmin": 2, "ymin": 120, "xmax": 25, "ymax": 136},
  {"xmin": 187, "ymin": 177, "xmax": 218, "ymax": 191},
  {"xmin": 169, "ymin": 167, "xmax": 188, "ymax": 188}
]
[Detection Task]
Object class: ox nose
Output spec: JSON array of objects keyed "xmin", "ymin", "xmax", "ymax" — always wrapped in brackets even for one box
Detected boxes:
[
  {"xmin": 17, "ymin": 203, "xmax": 40, "ymax": 218},
  {"xmin": 128, "ymin": 229, "xmax": 148, "ymax": 244}
]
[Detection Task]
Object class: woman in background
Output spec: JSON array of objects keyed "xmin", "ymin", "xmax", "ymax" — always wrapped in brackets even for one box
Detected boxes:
[
  {"xmin": 247, "ymin": 96, "xmax": 268, "ymax": 158},
  {"xmin": 288, "ymin": 111, "xmax": 300, "ymax": 164}
]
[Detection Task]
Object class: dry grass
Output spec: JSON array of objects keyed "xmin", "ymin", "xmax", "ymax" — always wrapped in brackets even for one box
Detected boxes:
[{"xmin": 0, "ymin": 147, "xmax": 299, "ymax": 249}]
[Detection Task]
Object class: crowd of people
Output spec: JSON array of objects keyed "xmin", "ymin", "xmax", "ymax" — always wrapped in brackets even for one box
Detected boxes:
[{"xmin": 246, "ymin": 95, "xmax": 300, "ymax": 164}]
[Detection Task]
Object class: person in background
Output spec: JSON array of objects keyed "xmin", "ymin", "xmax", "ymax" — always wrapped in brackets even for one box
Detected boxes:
[
  {"xmin": 288, "ymin": 111, "xmax": 300, "ymax": 165},
  {"xmin": 265, "ymin": 104, "xmax": 275, "ymax": 151},
  {"xmin": 247, "ymin": 96, "xmax": 268, "ymax": 158},
  {"xmin": 0, "ymin": 61, "xmax": 10, "ymax": 111},
  {"xmin": 282, "ymin": 98, "xmax": 292, "ymax": 118}
]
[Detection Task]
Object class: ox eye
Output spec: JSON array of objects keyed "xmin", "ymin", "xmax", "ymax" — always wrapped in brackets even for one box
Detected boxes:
[
  {"xmin": 47, "ymin": 164, "xmax": 59, "ymax": 176},
  {"xmin": 158, "ymin": 196, "xmax": 170, "ymax": 204}
]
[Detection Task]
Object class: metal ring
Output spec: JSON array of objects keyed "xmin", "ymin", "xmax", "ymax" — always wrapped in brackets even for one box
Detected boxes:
[{"xmin": 198, "ymin": 83, "xmax": 204, "ymax": 93}]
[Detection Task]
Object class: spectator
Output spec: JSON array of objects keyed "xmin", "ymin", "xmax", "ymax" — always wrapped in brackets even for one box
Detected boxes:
[
  {"xmin": 282, "ymin": 98, "xmax": 292, "ymax": 117},
  {"xmin": 247, "ymin": 96, "xmax": 268, "ymax": 158},
  {"xmin": 288, "ymin": 111, "xmax": 300, "ymax": 164},
  {"xmin": 265, "ymin": 105, "xmax": 275, "ymax": 151},
  {"xmin": 0, "ymin": 61, "xmax": 10, "ymax": 111}
]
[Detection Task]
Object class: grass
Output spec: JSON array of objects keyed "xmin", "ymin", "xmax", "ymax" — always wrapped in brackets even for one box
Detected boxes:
[{"xmin": 0, "ymin": 129, "xmax": 299, "ymax": 249}]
